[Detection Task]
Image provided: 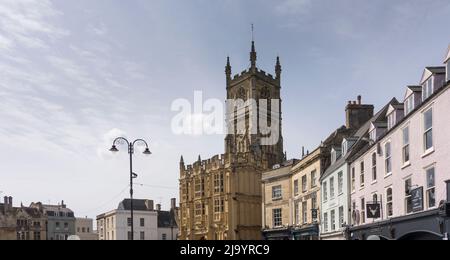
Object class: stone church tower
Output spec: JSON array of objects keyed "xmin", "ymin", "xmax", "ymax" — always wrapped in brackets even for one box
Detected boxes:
[
  {"xmin": 224, "ymin": 40, "xmax": 284, "ymax": 167},
  {"xmin": 178, "ymin": 41, "xmax": 285, "ymax": 240}
]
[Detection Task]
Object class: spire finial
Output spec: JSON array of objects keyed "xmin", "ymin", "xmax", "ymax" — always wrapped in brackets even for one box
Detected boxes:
[
  {"xmin": 180, "ymin": 155, "xmax": 184, "ymax": 164},
  {"xmin": 275, "ymin": 56, "xmax": 282, "ymax": 82},
  {"xmin": 251, "ymin": 23, "xmax": 254, "ymax": 42},
  {"xmin": 250, "ymin": 25, "xmax": 257, "ymax": 70},
  {"xmin": 225, "ymin": 56, "xmax": 232, "ymax": 74}
]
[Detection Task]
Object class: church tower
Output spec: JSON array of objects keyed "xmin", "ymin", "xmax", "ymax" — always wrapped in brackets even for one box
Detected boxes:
[{"xmin": 224, "ymin": 40, "xmax": 284, "ymax": 168}]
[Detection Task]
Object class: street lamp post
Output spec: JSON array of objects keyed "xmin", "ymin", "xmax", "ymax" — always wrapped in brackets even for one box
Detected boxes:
[{"xmin": 110, "ymin": 137, "xmax": 151, "ymax": 241}]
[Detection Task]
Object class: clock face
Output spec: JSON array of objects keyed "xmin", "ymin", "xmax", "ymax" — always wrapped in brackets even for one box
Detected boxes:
[
  {"xmin": 260, "ymin": 87, "xmax": 270, "ymax": 99},
  {"xmin": 237, "ymin": 87, "xmax": 246, "ymax": 100}
]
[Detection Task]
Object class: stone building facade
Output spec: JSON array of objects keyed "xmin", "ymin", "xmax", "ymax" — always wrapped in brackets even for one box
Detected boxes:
[
  {"xmin": 261, "ymin": 160, "xmax": 297, "ymax": 240},
  {"xmin": 178, "ymin": 41, "xmax": 285, "ymax": 240},
  {"xmin": 0, "ymin": 196, "xmax": 47, "ymax": 240}
]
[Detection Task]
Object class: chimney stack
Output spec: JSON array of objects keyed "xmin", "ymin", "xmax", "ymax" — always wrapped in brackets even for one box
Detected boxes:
[
  {"xmin": 345, "ymin": 95, "xmax": 374, "ymax": 130},
  {"xmin": 61, "ymin": 200, "xmax": 66, "ymax": 208},
  {"xmin": 171, "ymin": 198, "xmax": 176, "ymax": 210},
  {"xmin": 156, "ymin": 204, "xmax": 161, "ymax": 211},
  {"xmin": 3, "ymin": 196, "xmax": 8, "ymax": 213}
]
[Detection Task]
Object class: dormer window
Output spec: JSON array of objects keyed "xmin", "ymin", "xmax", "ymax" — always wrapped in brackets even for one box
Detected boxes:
[
  {"xmin": 404, "ymin": 95, "xmax": 414, "ymax": 115},
  {"xmin": 422, "ymin": 77, "xmax": 434, "ymax": 101},
  {"xmin": 369, "ymin": 129, "xmax": 376, "ymax": 142},
  {"xmin": 342, "ymin": 141, "xmax": 348, "ymax": 157},
  {"xmin": 387, "ymin": 112, "xmax": 396, "ymax": 130},
  {"xmin": 331, "ymin": 147, "xmax": 341, "ymax": 164}
]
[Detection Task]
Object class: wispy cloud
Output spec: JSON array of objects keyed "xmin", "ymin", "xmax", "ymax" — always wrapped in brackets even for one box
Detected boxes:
[
  {"xmin": 0, "ymin": 0, "xmax": 68, "ymax": 50},
  {"xmin": 87, "ymin": 22, "xmax": 108, "ymax": 36},
  {"xmin": 275, "ymin": 0, "xmax": 311, "ymax": 15}
]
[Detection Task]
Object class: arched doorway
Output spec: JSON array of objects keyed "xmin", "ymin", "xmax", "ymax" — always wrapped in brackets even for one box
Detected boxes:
[{"xmin": 398, "ymin": 231, "xmax": 443, "ymax": 241}]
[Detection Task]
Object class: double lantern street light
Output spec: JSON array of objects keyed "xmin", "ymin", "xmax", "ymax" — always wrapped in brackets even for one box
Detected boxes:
[{"xmin": 109, "ymin": 137, "xmax": 152, "ymax": 241}]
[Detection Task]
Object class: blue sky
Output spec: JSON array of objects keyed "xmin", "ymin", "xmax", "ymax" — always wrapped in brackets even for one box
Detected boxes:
[{"xmin": 0, "ymin": 0, "xmax": 449, "ymax": 219}]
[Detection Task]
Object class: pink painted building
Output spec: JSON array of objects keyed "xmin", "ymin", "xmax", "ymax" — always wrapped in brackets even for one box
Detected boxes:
[{"xmin": 348, "ymin": 46, "xmax": 450, "ymax": 240}]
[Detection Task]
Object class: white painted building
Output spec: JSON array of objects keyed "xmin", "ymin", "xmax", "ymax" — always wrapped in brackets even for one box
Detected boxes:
[
  {"xmin": 320, "ymin": 110, "xmax": 389, "ymax": 240},
  {"xmin": 97, "ymin": 199, "xmax": 158, "ymax": 240},
  {"xmin": 348, "ymin": 46, "xmax": 450, "ymax": 240}
]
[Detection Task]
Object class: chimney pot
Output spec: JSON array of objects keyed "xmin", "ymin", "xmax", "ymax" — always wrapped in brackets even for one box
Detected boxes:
[
  {"xmin": 357, "ymin": 95, "xmax": 362, "ymax": 105},
  {"xmin": 8, "ymin": 197, "xmax": 12, "ymax": 208}
]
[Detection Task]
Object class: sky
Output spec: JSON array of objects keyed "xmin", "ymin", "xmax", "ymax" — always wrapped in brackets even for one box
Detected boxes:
[{"xmin": 0, "ymin": 0, "xmax": 449, "ymax": 220}]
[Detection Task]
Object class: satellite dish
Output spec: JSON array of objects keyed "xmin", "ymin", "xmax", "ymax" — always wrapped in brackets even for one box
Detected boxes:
[{"xmin": 67, "ymin": 235, "xmax": 81, "ymax": 241}]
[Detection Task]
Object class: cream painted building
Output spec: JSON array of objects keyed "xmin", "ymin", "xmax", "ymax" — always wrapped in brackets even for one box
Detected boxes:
[
  {"xmin": 290, "ymin": 147, "xmax": 327, "ymax": 240},
  {"xmin": 261, "ymin": 160, "xmax": 297, "ymax": 240},
  {"xmin": 75, "ymin": 217, "xmax": 98, "ymax": 240}
]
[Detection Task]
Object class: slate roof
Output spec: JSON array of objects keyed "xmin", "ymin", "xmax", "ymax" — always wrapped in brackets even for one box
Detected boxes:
[
  {"xmin": 118, "ymin": 199, "xmax": 154, "ymax": 211},
  {"xmin": 157, "ymin": 209, "xmax": 178, "ymax": 228},
  {"xmin": 426, "ymin": 66, "xmax": 446, "ymax": 74},
  {"xmin": 321, "ymin": 99, "xmax": 395, "ymax": 180}
]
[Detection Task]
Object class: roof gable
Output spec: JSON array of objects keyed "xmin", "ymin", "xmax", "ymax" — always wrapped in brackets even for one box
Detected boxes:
[
  {"xmin": 420, "ymin": 67, "xmax": 446, "ymax": 84},
  {"xmin": 404, "ymin": 86, "xmax": 421, "ymax": 100},
  {"xmin": 420, "ymin": 68, "xmax": 433, "ymax": 85}
]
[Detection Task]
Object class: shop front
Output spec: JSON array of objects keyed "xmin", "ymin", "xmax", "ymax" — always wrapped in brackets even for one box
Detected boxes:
[
  {"xmin": 348, "ymin": 205, "xmax": 450, "ymax": 240},
  {"xmin": 292, "ymin": 224, "xmax": 320, "ymax": 240}
]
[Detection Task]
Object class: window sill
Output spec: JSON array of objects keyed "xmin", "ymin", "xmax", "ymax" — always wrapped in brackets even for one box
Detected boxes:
[
  {"xmin": 422, "ymin": 148, "xmax": 435, "ymax": 158},
  {"xmin": 371, "ymin": 180, "xmax": 378, "ymax": 185},
  {"xmin": 359, "ymin": 186, "xmax": 365, "ymax": 191},
  {"xmin": 401, "ymin": 162, "xmax": 411, "ymax": 170},
  {"xmin": 384, "ymin": 173, "xmax": 393, "ymax": 179}
]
